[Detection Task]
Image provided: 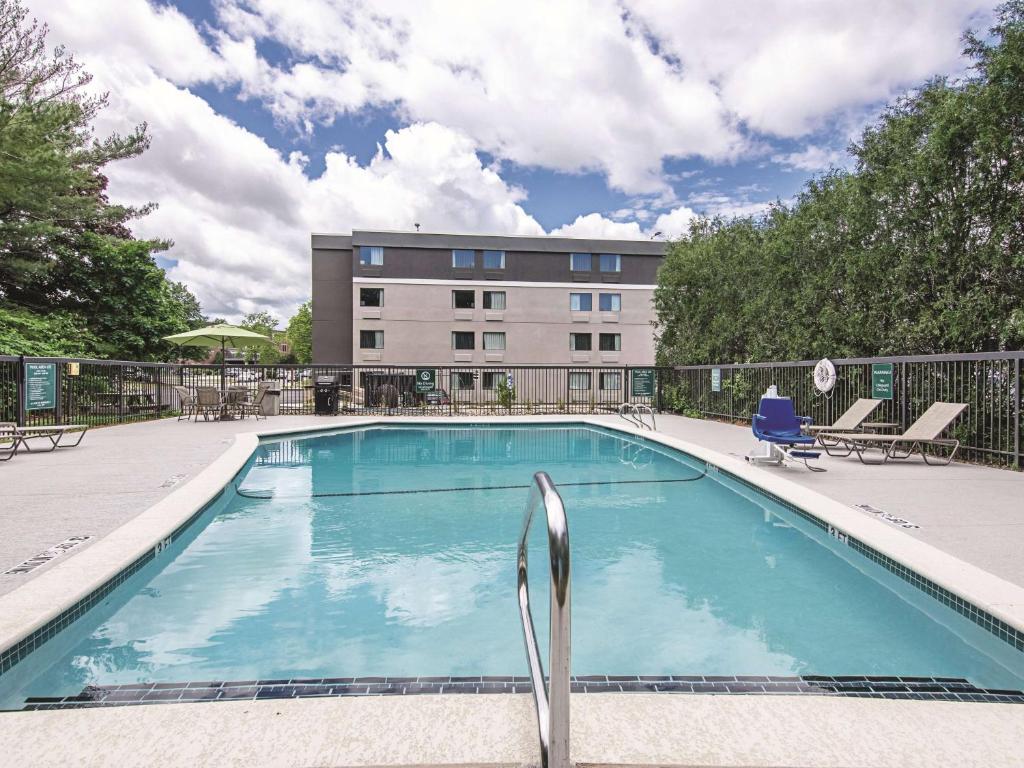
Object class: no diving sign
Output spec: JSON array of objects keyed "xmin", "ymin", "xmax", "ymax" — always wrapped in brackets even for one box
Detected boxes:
[{"xmin": 415, "ymin": 369, "xmax": 436, "ymax": 393}]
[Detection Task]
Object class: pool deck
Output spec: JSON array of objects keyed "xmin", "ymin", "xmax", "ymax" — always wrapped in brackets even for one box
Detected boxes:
[
  {"xmin": 3, "ymin": 412, "xmax": 1023, "ymax": 594},
  {"xmin": 1, "ymin": 413, "xmax": 1023, "ymax": 767}
]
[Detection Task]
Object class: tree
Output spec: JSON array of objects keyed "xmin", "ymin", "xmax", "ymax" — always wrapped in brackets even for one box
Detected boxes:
[
  {"xmin": 0, "ymin": 0, "xmax": 205, "ymax": 361},
  {"xmin": 655, "ymin": 2, "xmax": 1024, "ymax": 364},
  {"xmin": 0, "ymin": 0, "xmax": 151, "ymax": 304},
  {"xmin": 49, "ymin": 233, "xmax": 200, "ymax": 360},
  {"xmin": 240, "ymin": 310, "xmax": 280, "ymax": 363},
  {"xmin": 286, "ymin": 301, "xmax": 312, "ymax": 363}
]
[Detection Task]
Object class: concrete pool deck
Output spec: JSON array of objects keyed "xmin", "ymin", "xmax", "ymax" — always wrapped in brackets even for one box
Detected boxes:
[{"xmin": 1, "ymin": 413, "xmax": 1023, "ymax": 767}]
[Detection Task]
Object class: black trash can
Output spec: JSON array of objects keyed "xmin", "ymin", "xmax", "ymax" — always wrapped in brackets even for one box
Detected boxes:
[{"xmin": 314, "ymin": 375, "xmax": 339, "ymax": 415}]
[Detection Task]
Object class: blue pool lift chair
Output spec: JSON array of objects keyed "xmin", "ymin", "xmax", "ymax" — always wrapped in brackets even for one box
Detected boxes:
[{"xmin": 748, "ymin": 396, "xmax": 826, "ymax": 472}]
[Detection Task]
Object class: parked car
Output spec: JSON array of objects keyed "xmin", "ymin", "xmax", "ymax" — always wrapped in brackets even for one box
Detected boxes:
[{"xmin": 423, "ymin": 389, "xmax": 451, "ymax": 406}]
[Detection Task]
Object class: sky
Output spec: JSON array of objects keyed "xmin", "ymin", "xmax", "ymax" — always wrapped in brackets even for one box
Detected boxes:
[{"xmin": 26, "ymin": 0, "xmax": 995, "ymax": 322}]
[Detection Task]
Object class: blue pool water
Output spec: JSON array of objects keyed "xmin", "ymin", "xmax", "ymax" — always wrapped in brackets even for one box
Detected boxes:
[{"xmin": 1, "ymin": 424, "xmax": 1022, "ymax": 708}]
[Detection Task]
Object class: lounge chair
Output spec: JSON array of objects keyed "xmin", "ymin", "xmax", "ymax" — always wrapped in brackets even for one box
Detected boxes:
[
  {"xmin": 0, "ymin": 424, "xmax": 23, "ymax": 462},
  {"xmin": 817, "ymin": 402, "xmax": 968, "ymax": 465},
  {"xmin": 806, "ymin": 398, "xmax": 883, "ymax": 437},
  {"xmin": 749, "ymin": 396, "xmax": 825, "ymax": 471},
  {"xmin": 173, "ymin": 386, "xmax": 197, "ymax": 421},
  {"xmin": 194, "ymin": 387, "xmax": 224, "ymax": 421},
  {"xmin": 0, "ymin": 422, "xmax": 88, "ymax": 452},
  {"xmin": 236, "ymin": 382, "xmax": 272, "ymax": 420}
]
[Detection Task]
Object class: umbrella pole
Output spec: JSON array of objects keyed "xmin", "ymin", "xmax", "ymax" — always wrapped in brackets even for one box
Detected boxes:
[{"xmin": 221, "ymin": 339, "xmax": 226, "ymax": 394}]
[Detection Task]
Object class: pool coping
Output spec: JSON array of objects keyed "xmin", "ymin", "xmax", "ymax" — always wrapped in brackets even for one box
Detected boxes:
[{"xmin": 1, "ymin": 415, "xmax": 1023, "ymax": 693}]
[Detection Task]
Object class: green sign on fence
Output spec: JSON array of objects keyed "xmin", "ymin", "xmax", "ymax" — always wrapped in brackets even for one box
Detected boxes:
[
  {"xmin": 711, "ymin": 368, "xmax": 722, "ymax": 392},
  {"xmin": 415, "ymin": 368, "xmax": 436, "ymax": 393},
  {"xmin": 25, "ymin": 362, "xmax": 57, "ymax": 411},
  {"xmin": 871, "ymin": 363, "xmax": 894, "ymax": 399},
  {"xmin": 631, "ymin": 368, "xmax": 655, "ymax": 398}
]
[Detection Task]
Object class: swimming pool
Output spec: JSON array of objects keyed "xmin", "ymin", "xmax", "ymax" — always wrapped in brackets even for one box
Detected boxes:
[{"xmin": 1, "ymin": 423, "xmax": 1022, "ymax": 709}]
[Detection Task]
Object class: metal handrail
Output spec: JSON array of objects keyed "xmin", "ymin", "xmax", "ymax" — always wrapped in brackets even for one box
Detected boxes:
[
  {"xmin": 518, "ymin": 472, "xmax": 571, "ymax": 768},
  {"xmin": 617, "ymin": 402, "xmax": 641, "ymax": 428},
  {"xmin": 634, "ymin": 403, "xmax": 657, "ymax": 431},
  {"xmin": 618, "ymin": 402, "xmax": 656, "ymax": 430}
]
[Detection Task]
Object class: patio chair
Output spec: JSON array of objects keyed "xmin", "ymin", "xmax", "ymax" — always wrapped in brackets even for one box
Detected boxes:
[
  {"xmin": 194, "ymin": 387, "xmax": 224, "ymax": 421},
  {"xmin": 173, "ymin": 386, "xmax": 197, "ymax": 421},
  {"xmin": 816, "ymin": 402, "xmax": 968, "ymax": 465},
  {"xmin": 224, "ymin": 386, "xmax": 248, "ymax": 418},
  {"xmin": 806, "ymin": 398, "xmax": 883, "ymax": 436},
  {"xmin": 0, "ymin": 422, "xmax": 89, "ymax": 452},
  {"xmin": 0, "ymin": 423, "xmax": 23, "ymax": 462},
  {"xmin": 749, "ymin": 396, "xmax": 825, "ymax": 471},
  {"xmin": 236, "ymin": 382, "xmax": 272, "ymax": 420}
]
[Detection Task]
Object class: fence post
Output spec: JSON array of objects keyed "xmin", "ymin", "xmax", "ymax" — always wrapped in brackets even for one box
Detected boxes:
[
  {"xmin": 900, "ymin": 362, "xmax": 908, "ymax": 431},
  {"xmin": 16, "ymin": 355, "xmax": 25, "ymax": 427},
  {"xmin": 1015, "ymin": 357, "xmax": 1021, "ymax": 469},
  {"xmin": 55, "ymin": 359, "xmax": 64, "ymax": 425}
]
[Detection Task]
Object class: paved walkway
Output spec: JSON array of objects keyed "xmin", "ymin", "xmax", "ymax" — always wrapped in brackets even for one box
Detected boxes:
[{"xmin": 2, "ymin": 413, "xmax": 1023, "ymax": 597}]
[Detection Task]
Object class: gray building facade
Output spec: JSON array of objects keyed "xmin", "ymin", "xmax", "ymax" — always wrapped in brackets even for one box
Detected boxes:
[{"xmin": 312, "ymin": 230, "xmax": 665, "ymax": 365}]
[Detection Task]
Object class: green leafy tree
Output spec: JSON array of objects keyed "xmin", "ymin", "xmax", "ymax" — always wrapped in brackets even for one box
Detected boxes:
[
  {"xmin": 241, "ymin": 310, "xmax": 280, "ymax": 363},
  {"xmin": 655, "ymin": 3, "xmax": 1024, "ymax": 364},
  {"xmin": 0, "ymin": 306, "xmax": 100, "ymax": 356},
  {"xmin": 0, "ymin": 0, "xmax": 206, "ymax": 360},
  {"xmin": 49, "ymin": 233, "xmax": 201, "ymax": 360},
  {"xmin": 286, "ymin": 301, "xmax": 312, "ymax": 364},
  {"xmin": 0, "ymin": 0, "xmax": 151, "ymax": 303}
]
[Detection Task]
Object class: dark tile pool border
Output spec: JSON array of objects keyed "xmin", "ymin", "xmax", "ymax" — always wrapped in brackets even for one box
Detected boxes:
[
  {"xmin": 19, "ymin": 674, "xmax": 1024, "ymax": 710},
  {"xmin": 2, "ymin": 422, "xmax": 1023, "ymax": 705},
  {"xmin": 0, "ymin": 490, "xmax": 225, "ymax": 681}
]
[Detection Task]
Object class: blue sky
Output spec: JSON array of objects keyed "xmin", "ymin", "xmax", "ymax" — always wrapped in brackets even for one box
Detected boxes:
[{"xmin": 30, "ymin": 0, "xmax": 994, "ymax": 318}]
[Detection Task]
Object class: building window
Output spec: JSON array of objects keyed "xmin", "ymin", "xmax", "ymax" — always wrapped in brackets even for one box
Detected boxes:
[
  {"xmin": 359, "ymin": 246, "xmax": 383, "ymax": 266},
  {"xmin": 600, "ymin": 371, "xmax": 622, "ymax": 390},
  {"xmin": 599, "ymin": 293, "xmax": 621, "ymax": 311},
  {"xmin": 359, "ymin": 330, "xmax": 383, "ymax": 349},
  {"xmin": 599, "ymin": 333, "xmax": 621, "ymax": 351},
  {"xmin": 569, "ymin": 372, "xmax": 592, "ymax": 390},
  {"xmin": 452, "ymin": 249, "xmax": 475, "ymax": 268},
  {"xmin": 570, "ymin": 252, "xmax": 592, "ymax": 271},
  {"xmin": 452, "ymin": 289, "xmax": 475, "ymax": 309},
  {"xmin": 569, "ymin": 333, "xmax": 592, "ymax": 351},
  {"xmin": 483, "ymin": 250, "xmax": 505, "ymax": 269},
  {"xmin": 452, "ymin": 331, "xmax": 475, "ymax": 350},
  {"xmin": 483, "ymin": 371, "xmax": 506, "ymax": 389},
  {"xmin": 569, "ymin": 292, "xmax": 592, "ymax": 311},
  {"xmin": 483, "ymin": 290, "xmax": 506, "ymax": 310},
  {"xmin": 599, "ymin": 254, "xmax": 621, "ymax": 272},
  {"xmin": 360, "ymin": 288, "xmax": 383, "ymax": 307},
  {"xmin": 483, "ymin": 332, "xmax": 506, "ymax": 350},
  {"xmin": 451, "ymin": 371, "xmax": 474, "ymax": 390}
]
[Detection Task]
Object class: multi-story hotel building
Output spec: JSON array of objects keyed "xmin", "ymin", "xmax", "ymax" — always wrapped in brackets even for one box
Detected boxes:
[{"xmin": 311, "ymin": 230, "xmax": 665, "ymax": 366}]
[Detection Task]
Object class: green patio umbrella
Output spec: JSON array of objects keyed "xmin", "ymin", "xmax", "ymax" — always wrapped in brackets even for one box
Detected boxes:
[{"xmin": 164, "ymin": 323, "xmax": 273, "ymax": 392}]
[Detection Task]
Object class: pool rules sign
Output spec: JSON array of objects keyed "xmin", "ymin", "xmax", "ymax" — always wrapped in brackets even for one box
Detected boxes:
[
  {"xmin": 25, "ymin": 362, "xmax": 57, "ymax": 411},
  {"xmin": 415, "ymin": 368, "xmax": 436, "ymax": 393}
]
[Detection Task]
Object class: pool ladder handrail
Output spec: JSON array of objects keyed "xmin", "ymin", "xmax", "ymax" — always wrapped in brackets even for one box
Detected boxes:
[
  {"xmin": 618, "ymin": 402, "xmax": 657, "ymax": 431},
  {"xmin": 518, "ymin": 472, "xmax": 571, "ymax": 768}
]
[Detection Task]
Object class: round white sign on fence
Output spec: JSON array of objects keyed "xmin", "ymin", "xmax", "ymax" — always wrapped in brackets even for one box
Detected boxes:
[{"xmin": 813, "ymin": 358, "xmax": 837, "ymax": 393}]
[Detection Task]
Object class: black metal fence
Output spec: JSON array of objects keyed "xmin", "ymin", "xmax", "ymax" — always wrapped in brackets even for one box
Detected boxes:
[
  {"xmin": 0, "ymin": 356, "xmax": 666, "ymax": 427},
  {"xmin": 663, "ymin": 352, "xmax": 1024, "ymax": 467}
]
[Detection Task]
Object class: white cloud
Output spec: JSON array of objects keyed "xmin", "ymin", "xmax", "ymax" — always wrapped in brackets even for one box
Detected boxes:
[
  {"xmin": 24, "ymin": 0, "xmax": 992, "ymax": 321},
  {"xmin": 772, "ymin": 145, "xmax": 848, "ymax": 172},
  {"xmin": 626, "ymin": 0, "xmax": 992, "ymax": 137}
]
